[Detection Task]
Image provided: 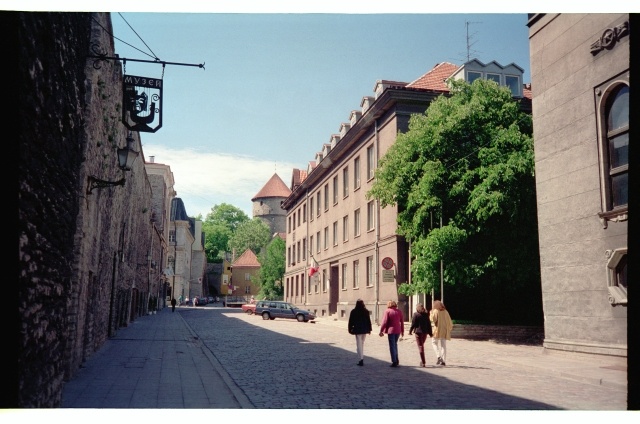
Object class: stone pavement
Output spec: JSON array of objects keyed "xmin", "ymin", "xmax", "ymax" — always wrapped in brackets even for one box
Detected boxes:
[{"xmin": 54, "ymin": 305, "xmax": 633, "ymax": 413}]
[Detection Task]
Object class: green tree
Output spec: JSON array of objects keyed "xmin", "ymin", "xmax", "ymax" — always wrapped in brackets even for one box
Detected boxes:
[
  {"xmin": 228, "ymin": 218, "xmax": 271, "ymax": 256},
  {"xmin": 205, "ymin": 203, "xmax": 249, "ymax": 232},
  {"xmin": 255, "ymin": 237, "xmax": 286, "ymax": 300},
  {"xmin": 202, "ymin": 204, "xmax": 249, "ymax": 262},
  {"xmin": 368, "ymin": 79, "xmax": 541, "ymax": 322}
]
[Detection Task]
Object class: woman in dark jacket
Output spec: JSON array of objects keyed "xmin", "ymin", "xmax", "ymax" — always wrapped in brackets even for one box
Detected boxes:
[
  {"xmin": 348, "ymin": 299, "xmax": 372, "ymax": 366},
  {"xmin": 408, "ymin": 303, "xmax": 432, "ymax": 367}
]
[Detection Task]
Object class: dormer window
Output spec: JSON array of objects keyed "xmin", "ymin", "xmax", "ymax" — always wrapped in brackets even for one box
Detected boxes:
[
  {"xmin": 487, "ymin": 73, "xmax": 501, "ymax": 84},
  {"xmin": 505, "ymin": 75, "xmax": 521, "ymax": 96},
  {"xmin": 467, "ymin": 71, "xmax": 482, "ymax": 83}
]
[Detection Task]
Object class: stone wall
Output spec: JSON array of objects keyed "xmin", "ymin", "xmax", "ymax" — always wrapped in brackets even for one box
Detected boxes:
[
  {"xmin": 17, "ymin": 12, "xmax": 162, "ymax": 407},
  {"xmin": 451, "ymin": 325, "xmax": 544, "ymax": 345}
]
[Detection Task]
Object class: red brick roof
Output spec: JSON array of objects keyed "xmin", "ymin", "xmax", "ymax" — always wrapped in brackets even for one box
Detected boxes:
[
  {"xmin": 252, "ymin": 173, "xmax": 292, "ymax": 201},
  {"xmin": 407, "ymin": 62, "xmax": 460, "ymax": 91},
  {"xmin": 406, "ymin": 61, "xmax": 532, "ymax": 99},
  {"xmin": 232, "ymin": 249, "xmax": 260, "ymax": 268}
]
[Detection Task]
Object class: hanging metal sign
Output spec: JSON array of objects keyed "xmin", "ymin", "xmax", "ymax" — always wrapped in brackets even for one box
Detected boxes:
[{"xmin": 122, "ymin": 74, "xmax": 163, "ymax": 133}]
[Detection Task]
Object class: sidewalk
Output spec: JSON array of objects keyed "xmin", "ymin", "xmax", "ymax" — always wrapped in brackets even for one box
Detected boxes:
[{"xmin": 60, "ymin": 306, "xmax": 252, "ymax": 408}]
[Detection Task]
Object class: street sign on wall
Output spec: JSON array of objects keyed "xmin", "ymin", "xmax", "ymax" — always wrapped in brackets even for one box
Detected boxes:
[{"xmin": 382, "ymin": 257, "xmax": 394, "ymax": 270}]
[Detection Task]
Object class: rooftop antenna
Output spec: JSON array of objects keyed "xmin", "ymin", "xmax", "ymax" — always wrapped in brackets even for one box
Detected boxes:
[{"xmin": 465, "ymin": 20, "xmax": 482, "ymax": 62}]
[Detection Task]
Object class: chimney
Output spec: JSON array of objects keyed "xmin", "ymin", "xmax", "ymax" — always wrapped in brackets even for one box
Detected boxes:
[{"xmin": 149, "ymin": 156, "xmax": 155, "ymax": 163}]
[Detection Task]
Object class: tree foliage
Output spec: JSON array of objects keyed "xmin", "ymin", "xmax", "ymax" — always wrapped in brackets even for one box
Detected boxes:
[
  {"xmin": 368, "ymin": 79, "xmax": 540, "ymax": 303},
  {"xmin": 255, "ymin": 237, "xmax": 286, "ymax": 300},
  {"xmin": 228, "ymin": 218, "xmax": 272, "ymax": 256},
  {"xmin": 202, "ymin": 203, "xmax": 249, "ymax": 261}
]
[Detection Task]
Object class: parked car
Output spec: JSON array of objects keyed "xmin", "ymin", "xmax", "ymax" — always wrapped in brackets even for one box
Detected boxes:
[
  {"xmin": 241, "ymin": 303, "xmax": 256, "ymax": 314},
  {"xmin": 208, "ymin": 296, "xmax": 214, "ymax": 304},
  {"xmin": 198, "ymin": 297, "xmax": 208, "ymax": 306},
  {"xmin": 254, "ymin": 301, "xmax": 316, "ymax": 322}
]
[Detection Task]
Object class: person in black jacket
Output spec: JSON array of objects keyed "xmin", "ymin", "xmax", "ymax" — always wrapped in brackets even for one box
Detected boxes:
[
  {"xmin": 408, "ymin": 303, "xmax": 433, "ymax": 367},
  {"xmin": 348, "ymin": 299, "xmax": 372, "ymax": 366}
]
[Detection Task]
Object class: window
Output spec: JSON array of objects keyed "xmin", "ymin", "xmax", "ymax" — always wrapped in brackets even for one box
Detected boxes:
[
  {"xmin": 343, "ymin": 167, "xmax": 349, "ymax": 197},
  {"xmin": 303, "ymin": 204, "xmax": 307, "ymax": 223},
  {"xmin": 292, "ymin": 244, "xmax": 296, "ymax": 264},
  {"xmin": 601, "ymin": 84, "xmax": 629, "ymax": 212},
  {"xmin": 607, "ymin": 248, "xmax": 627, "ymax": 305},
  {"xmin": 333, "ymin": 176, "xmax": 339, "ymax": 204},
  {"xmin": 366, "ymin": 256, "xmax": 374, "ymax": 287},
  {"xmin": 486, "ymin": 73, "xmax": 500, "ymax": 84},
  {"xmin": 287, "ymin": 247, "xmax": 291, "ymax": 266},
  {"xmin": 505, "ymin": 75, "xmax": 520, "ymax": 96},
  {"xmin": 297, "ymin": 209, "xmax": 301, "ymax": 227},
  {"xmin": 316, "ymin": 192, "xmax": 321, "ymax": 216},
  {"xmin": 324, "ymin": 184, "xmax": 329, "ymax": 211},
  {"xmin": 316, "ymin": 231, "xmax": 321, "ymax": 253},
  {"xmin": 288, "ymin": 216, "xmax": 291, "ymax": 233},
  {"xmin": 367, "ymin": 201, "xmax": 375, "ymax": 231},
  {"xmin": 333, "ymin": 221, "xmax": 338, "ymax": 246},
  {"xmin": 302, "ymin": 238, "xmax": 306, "ymax": 261},
  {"xmin": 353, "ymin": 260, "xmax": 359, "ymax": 288},
  {"xmin": 245, "ymin": 286, "xmax": 251, "ymax": 294},
  {"xmin": 367, "ymin": 145, "xmax": 375, "ymax": 180},
  {"xmin": 324, "ymin": 227, "xmax": 329, "ymax": 250},
  {"xmin": 169, "ymin": 230, "xmax": 176, "ymax": 243},
  {"xmin": 322, "ymin": 270, "xmax": 327, "ymax": 292},
  {"xmin": 310, "ymin": 197, "xmax": 314, "ymax": 221},
  {"xmin": 467, "ymin": 71, "xmax": 482, "ymax": 83},
  {"xmin": 353, "ymin": 208, "xmax": 361, "ymax": 237},
  {"xmin": 343, "ymin": 215, "xmax": 349, "ymax": 242},
  {"xmin": 341, "ymin": 263, "xmax": 348, "ymax": 290},
  {"xmin": 354, "ymin": 156, "xmax": 361, "ymax": 189},
  {"xmin": 297, "ymin": 241, "xmax": 301, "ymax": 264},
  {"xmin": 309, "ymin": 235, "xmax": 313, "ymax": 256},
  {"xmin": 245, "ymin": 273, "xmax": 251, "ymax": 281}
]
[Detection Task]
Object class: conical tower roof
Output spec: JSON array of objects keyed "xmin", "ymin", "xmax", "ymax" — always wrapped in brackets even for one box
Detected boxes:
[{"xmin": 251, "ymin": 173, "xmax": 291, "ymax": 201}]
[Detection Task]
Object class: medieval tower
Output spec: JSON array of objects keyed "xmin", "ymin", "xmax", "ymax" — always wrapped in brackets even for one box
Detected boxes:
[{"xmin": 252, "ymin": 173, "xmax": 291, "ymax": 236}]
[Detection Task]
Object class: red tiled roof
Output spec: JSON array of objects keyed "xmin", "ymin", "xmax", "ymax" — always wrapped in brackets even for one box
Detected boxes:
[
  {"xmin": 407, "ymin": 62, "xmax": 460, "ymax": 91},
  {"xmin": 252, "ymin": 173, "xmax": 292, "ymax": 201},
  {"xmin": 291, "ymin": 168, "xmax": 308, "ymax": 191},
  {"xmin": 232, "ymin": 249, "xmax": 260, "ymax": 268}
]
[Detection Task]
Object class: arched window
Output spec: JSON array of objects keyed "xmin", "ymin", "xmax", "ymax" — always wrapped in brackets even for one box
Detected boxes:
[{"xmin": 604, "ymin": 84, "xmax": 629, "ymax": 210}]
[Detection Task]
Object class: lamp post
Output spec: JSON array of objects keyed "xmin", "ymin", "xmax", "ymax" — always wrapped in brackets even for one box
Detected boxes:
[{"xmin": 87, "ymin": 132, "xmax": 139, "ymax": 194}]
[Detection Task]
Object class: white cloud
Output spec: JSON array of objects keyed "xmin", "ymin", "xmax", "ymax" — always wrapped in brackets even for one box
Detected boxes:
[{"xmin": 142, "ymin": 144, "xmax": 296, "ymax": 219}]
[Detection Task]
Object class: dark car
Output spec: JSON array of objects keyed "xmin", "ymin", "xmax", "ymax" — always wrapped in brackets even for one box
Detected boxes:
[{"xmin": 254, "ymin": 300, "xmax": 316, "ymax": 322}]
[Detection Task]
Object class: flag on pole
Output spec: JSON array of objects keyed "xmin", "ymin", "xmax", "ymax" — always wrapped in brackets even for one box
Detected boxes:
[{"xmin": 308, "ymin": 256, "xmax": 319, "ymax": 277}]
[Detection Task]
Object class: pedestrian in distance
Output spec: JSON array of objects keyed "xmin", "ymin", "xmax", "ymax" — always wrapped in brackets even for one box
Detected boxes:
[
  {"xmin": 348, "ymin": 299, "xmax": 372, "ymax": 366},
  {"xmin": 408, "ymin": 303, "xmax": 432, "ymax": 367},
  {"xmin": 171, "ymin": 297, "xmax": 177, "ymax": 312},
  {"xmin": 430, "ymin": 300, "xmax": 454, "ymax": 366},
  {"xmin": 379, "ymin": 300, "xmax": 404, "ymax": 367}
]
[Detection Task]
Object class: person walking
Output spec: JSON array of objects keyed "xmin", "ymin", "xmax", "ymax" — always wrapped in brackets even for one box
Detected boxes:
[
  {"xmin": 379, "ymin": 300, "xmax": 404, "ymax": 367},
  {"xmin": 408, "ymin": 303, "xmax": 432, "ymax": 367},
  {"xmin": 430, "ymin": 300, "xmax": 453, "ymax": 366},
  {"xmin": 348, "ymin": 299, "xmax": 372, "ymax": 366},
  {"xmin": 171, "ymin": 297, "xmax": 177, "ymax": 312}
]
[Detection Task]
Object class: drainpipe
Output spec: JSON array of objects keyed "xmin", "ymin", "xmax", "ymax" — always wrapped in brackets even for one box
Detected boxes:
[
  {"xmin": 305, "ymin": 188, "xmax": 309, "ymax": 306},
  {"xmin": 108, "ymin": 251, "xmax": 117, "ymax": 337},
  {"xmin": 374, "ymin": 118, "xmax": 380, "ymax": 324}
]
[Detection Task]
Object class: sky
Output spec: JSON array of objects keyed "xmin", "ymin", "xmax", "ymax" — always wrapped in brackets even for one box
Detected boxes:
[
  {"xmin": 9, "ymin": 1, "xmax": 637, "ymax": 220},
  {"xmin": 112, "ymin": 10, "xmax": 533, "ymax": 219}
]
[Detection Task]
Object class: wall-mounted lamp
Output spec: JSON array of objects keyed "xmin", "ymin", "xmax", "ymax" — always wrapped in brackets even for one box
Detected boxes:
[{"xmin": 87, "ymin": 132, "xmax": 139, "ymax": 194}]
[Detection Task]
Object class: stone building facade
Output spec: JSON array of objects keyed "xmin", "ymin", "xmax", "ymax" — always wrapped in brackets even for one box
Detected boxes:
[
  {"xmin": 281, "ymin": 61, "xmax": 531, "ymax": 324},
  {"xmin": 168, "ymin": 198, "xmax": 195, "ymax": 303},
  {"xmin": 145, "ymin": 158, "xmax": 177, "ymax": 304},
  {"xmin": 16, "ymin": 12, "xmax": 169, "ymax": 407},
  {"xmin": 231, "ymin": 249, "xmax": 262, "ymax": 299},
  {"xmin": 527, "ymin": 14, "xmax": 628, "ymax": 357}
]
